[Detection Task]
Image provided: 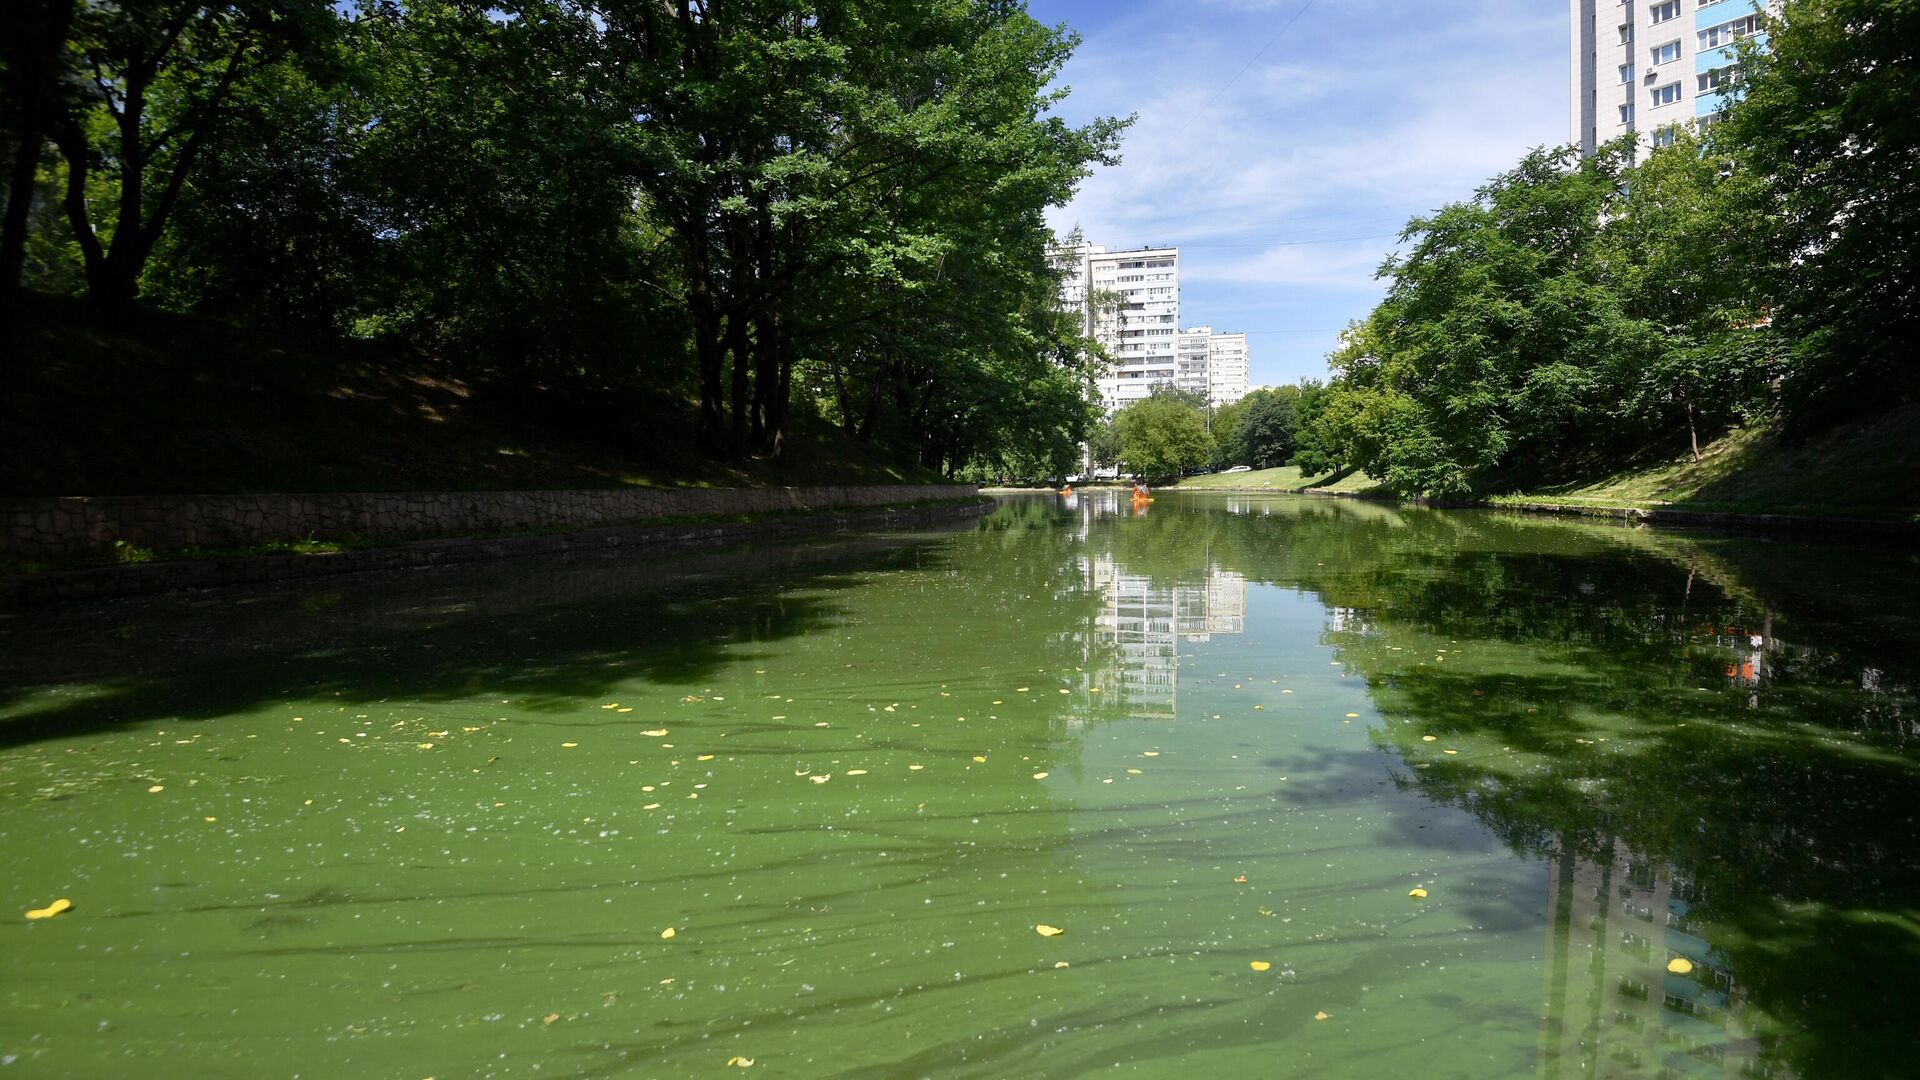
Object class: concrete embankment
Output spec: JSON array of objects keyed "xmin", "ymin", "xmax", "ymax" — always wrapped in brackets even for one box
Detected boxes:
[{"xmin": 3, "ymin": 489, "xmax": 987, "ymax": 606}]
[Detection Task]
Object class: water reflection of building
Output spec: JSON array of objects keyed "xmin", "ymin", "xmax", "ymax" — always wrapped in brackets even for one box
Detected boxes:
[
  {"xmin": 1083, "ymin": 553, "xmax": 1246, "ymax": 720},
  {"xmin": 1539, "ymin": 840, "xmax": 1788, "ymax": 1078}
]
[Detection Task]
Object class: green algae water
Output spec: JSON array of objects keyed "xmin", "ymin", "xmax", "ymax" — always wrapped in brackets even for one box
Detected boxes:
[{"xmin": 3, "ymin": 493, "xmax": 1918, "ymax": 1079}]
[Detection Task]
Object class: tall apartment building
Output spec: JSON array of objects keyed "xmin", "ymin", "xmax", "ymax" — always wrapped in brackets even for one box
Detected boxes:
[
  {"xmin": 1206, "ymin": 331, "xmax": 1249, "ymax": 407},
  {"xmin": 1050, "ymin": 243, "xmax": 1182, "ymax": 410},
  {"xmin": 1569, "ymin": 0, "xmax": 1773, "ymax": 155},
  {"xmin": 1174, "ymin": 326, "xmax": 1251, "ymax": 408}
]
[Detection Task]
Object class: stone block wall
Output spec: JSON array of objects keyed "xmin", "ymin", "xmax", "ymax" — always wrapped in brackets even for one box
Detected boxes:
[{"xmin": 1, "ymin": 485, "xmax": 975, "ymax": 558}]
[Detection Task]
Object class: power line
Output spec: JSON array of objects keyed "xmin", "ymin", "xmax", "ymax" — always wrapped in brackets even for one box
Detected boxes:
[
  {"xmin": 1174, "ymin": 231, "xmax": 1404, "ymax": 250},
  {"xmin": 1190, "ymin": 0, "xmax": 1319, "ymax": 124}
]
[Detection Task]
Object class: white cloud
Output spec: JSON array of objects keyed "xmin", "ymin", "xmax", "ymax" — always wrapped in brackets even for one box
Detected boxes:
[{"xmin": 1034, "ymin": 0, "xmax": 1569, "ymax": 383}]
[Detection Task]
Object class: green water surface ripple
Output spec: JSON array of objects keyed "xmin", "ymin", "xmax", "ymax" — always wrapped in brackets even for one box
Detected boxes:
[{"xmin": 2, "ymin": 492, "xmax": 1916, "ymax": 1079}]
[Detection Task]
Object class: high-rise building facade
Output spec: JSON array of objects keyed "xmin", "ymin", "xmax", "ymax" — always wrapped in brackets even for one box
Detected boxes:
[
  {"xmin": 1206, "ymin": 331, "xmax": 1249, "ymax": 407},
  {"xmin": 1173, "ymin": 326, "xmax": 1250, "ymax": 407},
  {"xmin": 1568, "ymin": 0, "xmax": 1773, "ymax": 156},
  {"xmin": 1050, "ymin": 243, "xmax": 1181, "ymax": 410},
  {"xmin": 1052, "ymin": 241, "xmax": 1250, "ymax": 412}
]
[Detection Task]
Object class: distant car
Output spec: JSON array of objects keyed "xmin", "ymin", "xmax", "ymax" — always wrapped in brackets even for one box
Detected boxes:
[{"xmin": 1223, "ymin": 465, "xmax": 1253, "ymax": 473}]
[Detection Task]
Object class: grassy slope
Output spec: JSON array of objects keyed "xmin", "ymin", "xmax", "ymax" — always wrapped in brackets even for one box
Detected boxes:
[
  {"xmin": 3, "ymin": 298, "xmax": 939, "ymax": 497},
  {"xmin": 1171, "ymin": 465, "xmax": 1385, "ymax": 494},
  {"xmin": 1485, "ymin": 402, "xmax": 1920, "ymax": 522}
]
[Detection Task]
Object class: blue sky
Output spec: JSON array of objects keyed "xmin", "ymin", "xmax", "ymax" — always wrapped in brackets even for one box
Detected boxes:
[{"xmin": 1027, "ymin": 0, "xmax": 1570, "ymax": 387}]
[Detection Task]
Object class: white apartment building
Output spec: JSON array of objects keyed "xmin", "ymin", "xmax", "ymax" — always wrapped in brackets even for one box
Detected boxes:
[
  {"xmin": 1174, "ymin": 326, "xmax": 1250, "ymax": 408},
  {"xmin": 1569, "ymin": 0, "xmax": 1773, "ymax": 155},
  {"xmin": 1206, "ymin": 331, "xmax": 1249, "ymax": 407},
  {"xmin": 1051, "ymin": 243, "xmax": 1182, "ymax": 410},
  {"xmin": 1175, "ymin": 326, "xmax": 1212, "ymax": 400}
]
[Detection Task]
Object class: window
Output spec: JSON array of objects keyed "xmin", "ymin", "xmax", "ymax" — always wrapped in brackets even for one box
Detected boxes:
[
  {"xmin": 1650, "ymin": 82, "xmax": 1682, "ymax": 108},
  {"xmin": 1649, "ymin": 40, "xmax": 1681, "ymax": 65},
  {"xmin": 1651, "ymin": 125, "xmax": 1680, "ymax": 148},
  {"xmin": 1619, "ymin": 63, "xmax": 1635, "ymax": 83},
  {"xmin": 1619, "ymin": 104, "xmax": 1636, "ymax": 125},
  {"xmin": 1698, "ymin": 66, "xmax": 1737, "ymax": 93},
  {"xmin": 1699, "ymin": 15, "xmax": 1761, "ymax": 50},
  {"xmin": 1649, "ymin": 0, "xmax": 1680, "ymax": 23},
  {"xmin": 1618, "ymin": 23, "xmax": 1634, "ymax": 44}
]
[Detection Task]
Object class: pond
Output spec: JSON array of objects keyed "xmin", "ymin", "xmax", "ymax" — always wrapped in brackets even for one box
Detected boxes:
[{"xmin": 2, "ymin": 492, "xmax": 1917, "ymax": 1078}]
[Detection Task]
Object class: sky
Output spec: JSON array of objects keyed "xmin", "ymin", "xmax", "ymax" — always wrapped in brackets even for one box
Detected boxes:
[{"xmin": 1026, "ymin": 0, "xmax": 1571, "ymax": 387}]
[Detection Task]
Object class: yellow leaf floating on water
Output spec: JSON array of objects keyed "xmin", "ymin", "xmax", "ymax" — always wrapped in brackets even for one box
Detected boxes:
[
  {"xmin": 1054, "ymin": 961, "xmax": 1070, "ymax": 969},
  {"xmin": 1258, "ymin": 907, "xmax": 1275, "ymax": 917},
  {"xmin": 1442, "ymin": 749, "xmax": 1459, "ymax": 755},
  {"xmin": 1126, "ymin": 768, "xmax": 1143, "ymax": 775},
  {"xmin": 25, "ymin": 898, "xmax": 73, "ymax": 920},
  {"xmin": 1346, "ymin": 713, "xmax": 1360, "ymax": 718},
  {"xmin": 1409, "ymin": 888, "xmax": 1429, "ymax": 899},
  {"xmin": 909, "ymin": 765, "xmax": 925, "ymax": 771},
  {"xmin": 1667, "ymin": 958, "xmax": 1694, "ymax": 974},
  {"xmin": 642, "ymin": 729, "xmax": 669, "ymax": 737},
  {"xmin": 1250, "ymin": 961, "xmax": 1272, "ymax": 972},
  {"xmin": 811, "ymin": 775, "xmax": 831, "ymax": 784},
  {"xmin": 726, "ymin": 1057, "xmax": 755, "ymax": 1068},
  {"xmin": 1032, "ymin": 772, "xmax": 1049, "ymax": 780},
  {"xmin": 1015, "ymin": 687, "xmax": 1029, "ymax": 693},
  {"xmin": 643, "ymin": 803, "xmax": 661, "ymax": 810},
  {"xmin": 1233, "ymin": 875, "xmax": 1247, "ymax": 884},
  {"xmin": 697, "ymin": 755, "xmax": 715, "ymax": 761},
  {"xmin": 1035, "ymin": 924, "xmax": 1064, "ymax": 937},
  {"xmin": 1422, "ymin": 735, "xmax": 1438, "ymax": 742},
  {"xmin": 1142, "ymin": 751, "xmax": 1159, "ymax": 757},
  {"xmin": 147, "ymin": 785, "xmax": 164, "ymax": 794},
  {"xmin": 660, "ymin": 927, "xmax": 676, "ymax": 939},
  {"xmin": 973, "ymin": 756, "xmax": 988, "ymax": 763},
  {"xmin": 845, "ymin": 769, "xmax": 868, "ymax": 776},
  {"xmin": 561, "ymin": 742, "xmax": 578, "ymax": 748},
  {"xmin": 1314, "ymin": 1011, "xmax": 1330, "ymax": 1021}
]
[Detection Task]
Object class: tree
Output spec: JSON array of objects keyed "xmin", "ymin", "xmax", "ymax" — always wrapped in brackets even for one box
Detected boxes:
[
  {"xmin": 1087, "ymin": 418, "xmax": 1121, "ymax": 469},
  {"xmin": 1112, "ymin": 393, "xmax": 1210, "ymax": 479},
  {"xmin": 1715, "ymin": 0, "xmax": 1920, "ymax": 429},
  {"xmin": 1289, "ymin": 378, "xmax": 1337, "ymax": 475},
  {"xmin": 1330, "ymin": 142, "xmax": 1655, "ymax": 496},
  {"xmin": 50, "ymin": 0, "xmax": 336, "ymax": 314},
  {"xmin": 1, "ymin": 0, "xmax": 77, "ymax": 336},
  {"xmin": 1235, "ymin": 386, "xmax": 1298, "ymax": 469},
  {"xmin": 1598, "ymin": 131, "xmax": 1777, "ymax": 461}
]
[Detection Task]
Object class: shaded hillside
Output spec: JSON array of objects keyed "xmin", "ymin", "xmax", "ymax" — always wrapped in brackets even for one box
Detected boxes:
[{"xmin": 3, "ymin": 299, "xmax": 937, "ymax": 497}]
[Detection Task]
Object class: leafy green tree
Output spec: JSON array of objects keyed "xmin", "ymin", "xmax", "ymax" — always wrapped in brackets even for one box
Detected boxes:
[
  {"xmin": 1236, "ymin": 386, "xmax": 1298, "ymax": 469},
  {"xmin": 1289, "ymin": 378, "xmax": 1337, "ymax": 475},
  {"xmin": 1598, "ymin": 131, "xmax": 1777, "ymax": 460},
  {"xmin": 1332, "ymin": 142, "xmax": 1653, "ymax": 496},
  {"xmin": 1, "ymin": 0, "xmax": 77, "ymax": 335},
  {"xmin": 1087, "ymin": 417, "xmax": 1122, "ymax": 469},
  {"xmin": 1716, "ymin": 0, "xmax": 1920, "ymax": 428},
  {"xmin": 350, "ymin": 0, "xmax": 661, "ymax": 384},
  {"xmin": 1113, "ymin": 393, "xmax": 1210, "ymax": 479},
  {"xmin": 1207, "ymin": 396, "xmax": 1250, "ymax": 469},
  {"xmin": 49, "ymin": 0, "xmax": 337, "ymax": 314}
]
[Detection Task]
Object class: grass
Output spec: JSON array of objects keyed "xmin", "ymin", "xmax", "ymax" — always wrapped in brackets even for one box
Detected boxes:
[
  {"xmin": 1484, "ymin": 402, "xmax": 1920, "ymax": 522},
  {"xmin": 3, "ymin": 295, "xmax": 942, "ymax": 497},
  {"xmin": 1170, "ymin": 465, "xmax": 1385, "ymax": 494}
]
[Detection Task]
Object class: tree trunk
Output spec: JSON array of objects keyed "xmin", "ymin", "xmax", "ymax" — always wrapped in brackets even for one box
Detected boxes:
[
  {"xmin": 690, "ymin": 283, "xmax": 727, "ymax": 459},
  {"xmin": 724, "ymin": 311, "xmax": 751, "ymax": 458},
  {"xmin": 0, "ymin": 0, "xmax": 75, "ymax": 339},
  {"xmin": 1686, "ymin": 400, "xmax": 1701, "ymax": 463}
]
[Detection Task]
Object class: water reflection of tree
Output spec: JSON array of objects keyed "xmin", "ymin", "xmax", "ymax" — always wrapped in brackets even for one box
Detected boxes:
[{"xmin": 1065, "ymin": 493, "xmax": 1920, "ymax": 1079}]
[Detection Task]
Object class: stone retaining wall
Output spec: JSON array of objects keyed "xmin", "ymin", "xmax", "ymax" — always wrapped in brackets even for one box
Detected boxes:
[
  {"xmin": 1, "ymin": 484, "xmax": 975, "ymax": 558},
  {"xmin": 3, "ymin": 498, "xmax": 991, "ymax": 606}
]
